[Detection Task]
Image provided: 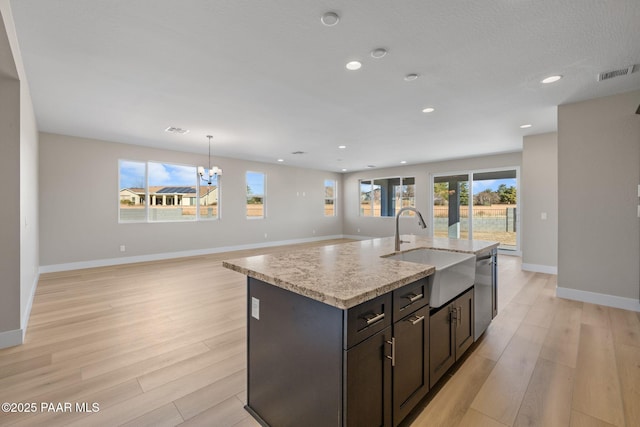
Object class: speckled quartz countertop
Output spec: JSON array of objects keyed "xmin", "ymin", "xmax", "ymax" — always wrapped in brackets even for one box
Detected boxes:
[{"xmin": 222, "ymin": 236, "xmax": 499, "ymax": 310}]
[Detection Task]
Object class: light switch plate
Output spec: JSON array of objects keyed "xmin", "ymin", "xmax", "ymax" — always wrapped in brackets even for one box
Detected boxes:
[
  {"xmin": 541, "ymin": 212, "xmax": 547, "ymax": 220},
  {"xmin": 637, "ymin": 184, "xmax": 640, "ymax": 197}
]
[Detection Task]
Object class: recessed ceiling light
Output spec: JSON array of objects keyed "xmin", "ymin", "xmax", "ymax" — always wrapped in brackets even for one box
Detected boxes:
[
  {"xmin": 321, "ymin": 11, "xmax": 340, "ymax": 26},
  {"xmin": 165, "ymin": 126, "xmax": 189, "ymax": 134},
  {"xmin": 346, "ymin": 61, "xmax": 362, "ymax": 71},
  {"xmin": 370, "ymin": 48, "xmax": 387, "ymax": 59},
  {"xmin": 422, "ymin": 107, "xmax": 435, "ymax": 113},
  {"xmin": 277, "ymin": 158, "xmax": 284, "ymax": 162},
  {"xmin": 342, "ymin": 168, "xmax": 347, "ymax": 172},
  {"xmin": 541, "ymin": 75, "xmax": 562, "ymax": 84},
  {"xmin": 338, "ymin": 145, "xmax": 346, "ymax": 149},
  {"xmin": 400, "ymin": 161, "xmax": 407, "ymax": 164},
  {"xmin": 520, "ymin": 124, "xmax": 532, "ymax": 129},
  {"xmin": 404, "ymin": 74, "xmax": 419, "ymax": 81}
]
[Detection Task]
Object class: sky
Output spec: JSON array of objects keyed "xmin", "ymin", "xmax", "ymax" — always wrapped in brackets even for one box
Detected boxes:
[
  {"xmin": 471, "ymin": 178, "xmax": 516, "ymax": 194},
  {"xmin": 246, "ymin": 171, "xmax": 265, "ymax": 195},
  {"xmin": 119, "ymin": 160, "xmax": 203, "ymax": 189},
  {"xmin": 120, "ymin": 161, "xmax": 514, "ymax": 196},
  {"xmin": 121, "ymin": 161, "xmax": 261, "ymax": 193}
]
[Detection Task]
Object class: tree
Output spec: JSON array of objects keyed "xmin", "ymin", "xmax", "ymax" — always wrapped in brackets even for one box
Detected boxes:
[
  {"xmin": 497, "ymin": 184, "xmax": 517, "ymax": 204},
  {"xmin": 459, "ymin": 182, "xmax": 469, "ymax": 206},
  {"xmin": 474, "ymin": 189, "xmax": 499, "ymax": 206},
  {"xmin": 433, "ymin": 182, "xmax": 449, "ymax": 205}
]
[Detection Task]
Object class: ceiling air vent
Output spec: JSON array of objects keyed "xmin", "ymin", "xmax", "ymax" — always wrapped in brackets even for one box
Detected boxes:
[
  {"xmin": 165, "ymin": 126, "xmax": 189, "ymax": 134},
  {"xmin": 597, "ymin": 65, "xmax": 637, "ymax": 82},
  {"xmin": 291, "ymin": 151, "xmax": 306, "ymax": 155}
]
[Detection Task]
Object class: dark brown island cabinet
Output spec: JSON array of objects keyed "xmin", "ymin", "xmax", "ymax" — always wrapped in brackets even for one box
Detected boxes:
[
  {"xmin": 245, "ymin": 273, "xmax": 479, "ymax": 427},
  {"xmin": 428, "ymin": 288, "xmax": 474, "ymax": 388}
]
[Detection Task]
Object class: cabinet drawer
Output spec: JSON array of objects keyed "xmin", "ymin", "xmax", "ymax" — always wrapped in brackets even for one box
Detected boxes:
[
  {"xmin": 346, "ymin": 293, "xmax": 392, "ymax": 349},
  {"xmin": 393, "ymin": 277, "xmax": 430, "ymax": 320}
]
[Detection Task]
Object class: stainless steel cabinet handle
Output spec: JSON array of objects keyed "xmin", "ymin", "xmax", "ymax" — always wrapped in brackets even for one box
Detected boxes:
[
  {"xmin": 363, "ymin": 312, "xmax": 385, "ymax": 325},
  {"xmin": 404, "ymin": 293, "xmax": 423, "ymax": 303},
  {"xmin": 386, "ymin": 338, "xmax": 395, "ymax": 366},
  {"xmin": 408, "ymin": 315, "xmax": 425, "ymax": 325},
  {"xmin": 457, "ymin": 307, "xmax": 462, "ymax": 327}
]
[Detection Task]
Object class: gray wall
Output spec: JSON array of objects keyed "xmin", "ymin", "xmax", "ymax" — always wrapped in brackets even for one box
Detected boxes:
[
  {"xmin": 0, "ymin": 1, "xmax": 39, "ymax": 347},
  {"xmin": 342, "ymin": 153, "xmax": 522, "ymax": 239},
  {"xmin": 0, "ymin": 49, "xmax": 21, "ymax": 338},
  {"xmin": 39, "ymin": 133, "xmax": 343, "ymax": 267},
  {"xmin": 522, "ymin": 132, "xmax": 558, "ymax": 271},
  {"xmin": 558, "ymin": 90, "xmax": 640, "ymax": 301}
]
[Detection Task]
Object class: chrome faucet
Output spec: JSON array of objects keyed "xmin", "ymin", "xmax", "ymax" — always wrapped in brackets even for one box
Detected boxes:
[{"xmin": 395, "ymin": 207, "xmax": 427, "ymax": 251}]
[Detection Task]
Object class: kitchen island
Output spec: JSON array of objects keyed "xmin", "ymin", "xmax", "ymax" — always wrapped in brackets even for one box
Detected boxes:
[{"xmin": 223, "ymin": 236, "xmax": 499, "ymax": 427}]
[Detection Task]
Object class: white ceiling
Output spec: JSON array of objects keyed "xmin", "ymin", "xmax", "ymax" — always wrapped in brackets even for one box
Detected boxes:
[{"xmin": 10, "ymin": 0, "xmax": 640, "ymax": 172}]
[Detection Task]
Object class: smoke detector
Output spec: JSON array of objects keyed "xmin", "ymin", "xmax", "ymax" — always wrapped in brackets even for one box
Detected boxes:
[{"xmin": 597, "ymin": 65, "xmax": 638, "ymax": 82}]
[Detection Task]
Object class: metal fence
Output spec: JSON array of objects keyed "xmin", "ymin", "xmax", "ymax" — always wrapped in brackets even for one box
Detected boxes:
[{"xmin": 433, "ymin": 206, "xmax": 517, "ymax": 232}]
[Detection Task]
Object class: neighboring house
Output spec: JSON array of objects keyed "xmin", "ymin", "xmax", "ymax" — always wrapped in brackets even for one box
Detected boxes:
[
  {"xmin": 119, "ymin": 186, "xmax": 218, "ymax": 206},
  {"xmin": 119, "ymin": 188, "xmax": 144, "ymax": 205}
]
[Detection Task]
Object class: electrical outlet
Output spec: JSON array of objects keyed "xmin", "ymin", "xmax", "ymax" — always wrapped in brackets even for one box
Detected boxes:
[
  {"xmin": 541, "ymin": 212, "xmax": 547, "ymax": 220},
  {"xmin": 312, "ymin": 229, "xmax": 316, "ymax": 234},
  {"xmin": 638, "ymin": 184, "xmax": 640, "ymax": 197},
  {"xmin": 357, "ymin": 228, "xmax": 360, "ymax": 233},
  {"xmin": 119, "ymin": 245, "xmax": 126, "ymax": 252},
  {"xmin": 264, "ymin": 233, "xmax": 268, "ymax": 239},
  {"xmin": 251, "ymin": 297, "xmax": 260, "ymax": 320}
]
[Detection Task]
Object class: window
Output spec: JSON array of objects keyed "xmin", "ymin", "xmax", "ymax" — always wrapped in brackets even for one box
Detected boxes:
[
  {"xmin": 246, "ymin": 171, "xmax": 265, "ymax": 219},
  {"xmin": 199, "ymin": 174, "xmax": 219, "ymax": 220},
  {"xmin": 359, "ymin": 177, "xmax": 416, "ymax": 217},
  {"xmin": 324, "ymin": 179, "xmax": 336, "ymax": 216},
  {"xmin": 360, "ymin": 180, "xmax": 373, "ymax": 217},
  {"xmin": 118, "ymin": 159, "xmax": 220, "ymax": 223},
  {"xmin": 148, "ymin": 162, "xmax": 197, "ymax": 221},
  {"xmin": 396, "ymin": 177, "xmax": 416, "ymax": 216},
  {"xmin": 119, "ymin": 160, "xmax": 146, "ymax": 222}
]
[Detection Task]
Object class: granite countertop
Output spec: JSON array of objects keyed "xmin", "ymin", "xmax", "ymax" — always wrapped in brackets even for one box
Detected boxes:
[{"xmin": 222, "ymin": 236, "xmax": 499, "ymax": 310}]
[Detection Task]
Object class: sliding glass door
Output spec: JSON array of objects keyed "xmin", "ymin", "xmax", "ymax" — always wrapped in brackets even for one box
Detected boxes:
[
  {"xmin": 432, "ymin": 168, "xmax": 519, "ymax": 252},
  {"xmin": 471, "ymin": 170, "xmax": 518, "ymax": 251},
  {"xmin": 433, "ymin": 174, "xmax": 469, "ymax": 239}
]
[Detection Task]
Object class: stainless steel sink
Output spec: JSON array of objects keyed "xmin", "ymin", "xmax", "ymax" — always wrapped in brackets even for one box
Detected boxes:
[{"xmin": 384, "ymin": 248, "xmax": 476, "ymax": 308}]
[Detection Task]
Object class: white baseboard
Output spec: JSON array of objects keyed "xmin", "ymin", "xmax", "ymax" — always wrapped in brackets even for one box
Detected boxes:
[
  {"xmin": 341, "ymin": 234, "xmax": 374, "ymax": 240},
  {"xmin": 522, "ymin": 263, "xmax": 558, "ymax": 275},
  {"xmin": 0, "ymin": 328, "xmax": 23, "ymax": 350},
  {"xmin": 39, "ymin": 235, "xmax": 347, "ymax": 274},
  {"xmin": 556, "ymin": 286, "xmax": 640, "ymax": 312},
  {"xmin": 21, "ymin": 272, "xmax": 39, "ymax": 341}
]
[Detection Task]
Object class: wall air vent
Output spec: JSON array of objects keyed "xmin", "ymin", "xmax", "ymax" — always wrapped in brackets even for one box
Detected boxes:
[{"xmin": 597, "ymin": 65, "xmax": 637, "ymax": 82}]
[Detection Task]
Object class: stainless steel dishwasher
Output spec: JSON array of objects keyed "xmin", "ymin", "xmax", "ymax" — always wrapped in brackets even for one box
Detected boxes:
[{"xmin": 474, "ymin": 248, "xmax": 497, "ymax": 341}]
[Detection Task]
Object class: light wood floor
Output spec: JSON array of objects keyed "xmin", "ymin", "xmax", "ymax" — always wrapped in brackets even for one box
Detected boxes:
[{"xmin": 1, "ymin": 239, "xmax": 639, "ymax": 427}]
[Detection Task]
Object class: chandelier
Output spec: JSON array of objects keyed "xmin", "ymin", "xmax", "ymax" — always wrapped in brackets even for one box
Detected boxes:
[{"xmin": 198, "ymin": 135, "xmax": 222, "ymax": 186}]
